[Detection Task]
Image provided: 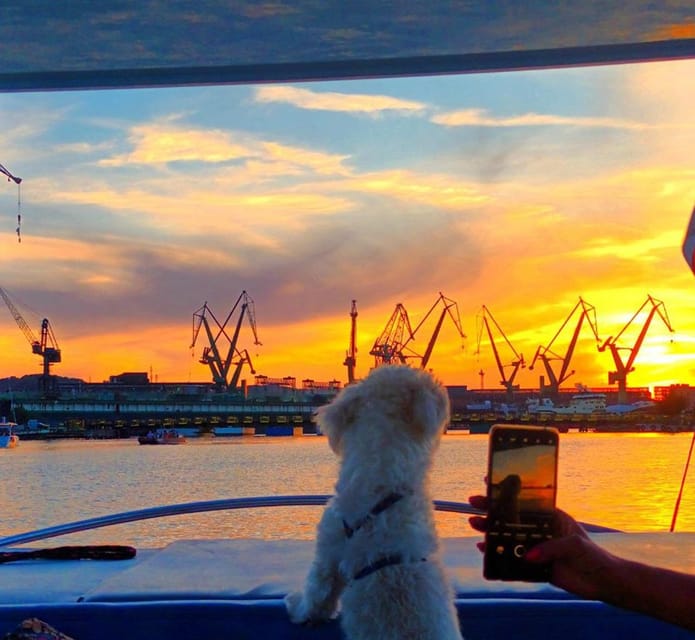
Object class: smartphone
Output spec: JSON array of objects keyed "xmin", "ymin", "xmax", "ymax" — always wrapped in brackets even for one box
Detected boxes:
[{"xmin": 483, "ymin": 424, "xmax": 559, "ymax": 582}]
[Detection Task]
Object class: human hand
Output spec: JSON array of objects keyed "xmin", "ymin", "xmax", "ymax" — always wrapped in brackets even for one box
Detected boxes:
[{"xmin": 467, "ymin": 494, "xmax": 616, "ymax": 600}]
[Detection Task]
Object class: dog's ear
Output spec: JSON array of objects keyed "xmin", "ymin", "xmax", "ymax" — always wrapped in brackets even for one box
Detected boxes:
[
  {"xmin": 315, "ymin": 383, "xmax": 362, "ymax": 453},
  {"xmin": 406, "ymin": 374, "xmax": 450, "ymax": 439}
]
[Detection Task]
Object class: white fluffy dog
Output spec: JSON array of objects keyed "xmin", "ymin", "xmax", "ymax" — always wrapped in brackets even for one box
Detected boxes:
[{"xmin": 285, "ymin": 364, "xmax": 464, "ymax": 640}]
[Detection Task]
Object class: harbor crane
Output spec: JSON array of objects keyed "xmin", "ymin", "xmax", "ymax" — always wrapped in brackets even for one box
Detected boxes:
[
  {"xmin": 598, "ymin": 294, "xmax": 674, "ymax": 404},
  {"xmin": 369, "ymin": 303, "xmax": 413, "ymax": 367},
  {"xmin": 343, "ymin": 300, "xmax": 358, "ymax": 384},
  {"xmin": 0, "ymin": 162, "xmax": 22, "ymax": 242},
  {"xmin": 404, "ymin": 292, "xmax": 465, "ymax": 370},
  {"xmin": 529, "ymin": 297, "xmax": 600, "ymax": 397},
  {"xmin": 370, "ymin": 292, "xmax": 465, "ymax": 370},
  {"xmin": 0, "ymin": 286, "xmax": 61, "ymax": 396},
  {"xmin": 190, "ymin": 290, "xmax": 261, "ymax": 391},
  {"xmin": 475, "ymin": 305, "xmax": 524, "ymax": 397}
]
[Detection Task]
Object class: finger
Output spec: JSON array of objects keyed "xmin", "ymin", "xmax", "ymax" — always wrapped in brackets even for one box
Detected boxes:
[
  {"xmin": 552, "ymin": 509, "xmax": 589, "ymax": 538},
  {"xmin": 468, "ymin": 494, "xmax": 488, "ymax": 510},
  {"xmin": 468, "ymin": 515, "xmax": 487, "ymax": 532},
  {"xmin": 525, "ymin": 534, "xmax": 579, "ymax": 564}
]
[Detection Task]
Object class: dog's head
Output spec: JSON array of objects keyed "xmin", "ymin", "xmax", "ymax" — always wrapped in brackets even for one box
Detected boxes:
[{"xmin": 315, "ymin": 365, "xmax": 450, "ymax": 456}]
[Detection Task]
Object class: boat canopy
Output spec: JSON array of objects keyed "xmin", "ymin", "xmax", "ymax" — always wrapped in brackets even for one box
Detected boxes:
[{"xmin": 0, "ymin": 2, "xmax": 693, "ymax": 92}]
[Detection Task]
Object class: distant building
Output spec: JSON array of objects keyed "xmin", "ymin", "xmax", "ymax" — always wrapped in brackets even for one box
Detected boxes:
[
  {"xmin": 653, "ymin": 384, "xmax": 695, "ymax": 407},
  {"xmin": 109, "ymin": 372, "xmax": 150, "ymax": 385}
]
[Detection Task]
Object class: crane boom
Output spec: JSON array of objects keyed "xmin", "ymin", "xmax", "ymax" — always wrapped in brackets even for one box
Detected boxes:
[
  {"xmin": 0, "ymin": 286, "xmax": 39, "ymax": 348},
  {"xmin": 476, "ymin": 305, "xmax": 524, "ymax": 395},
  {"xmin": 406, "ymin": 292, "xmax": 465, "ymax": 370},
  {"xmin": 0, "ymin": 163, "xmax": 21, "ymax": 185}
]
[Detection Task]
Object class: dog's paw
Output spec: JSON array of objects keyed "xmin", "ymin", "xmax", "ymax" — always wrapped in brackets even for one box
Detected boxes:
[{"xmin": 285, "ymin": 591, "xmax": 310, "ymax": 624}]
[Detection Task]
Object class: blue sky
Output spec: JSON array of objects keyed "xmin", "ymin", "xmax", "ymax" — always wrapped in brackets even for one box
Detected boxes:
[{"xmin": 0, "ymin": 59, "xmax": 693, "ymax": 390}]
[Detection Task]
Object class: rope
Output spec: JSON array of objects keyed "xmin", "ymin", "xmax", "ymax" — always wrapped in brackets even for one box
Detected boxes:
[
  {"xmin": 670, "ymin": 430, "xmax": 695, "ymax": 532},
  {"xmin": 16, "ymin": 182, "xmax": 21, "ymax": 242}
]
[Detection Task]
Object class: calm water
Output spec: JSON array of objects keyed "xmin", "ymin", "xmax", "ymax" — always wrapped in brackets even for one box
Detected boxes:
[{"xmin": 2, "ymin": 432, "xmax": 695, "ymax": 547}]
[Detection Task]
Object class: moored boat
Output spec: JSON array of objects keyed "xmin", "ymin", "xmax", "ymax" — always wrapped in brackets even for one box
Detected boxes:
[
  {"xmin": 138, "ymin": 429, "xmax": 187, "ymax": 445},
  {"xmin": 0, "ymin": 419, "xmax": 19, "ymax": 449}
]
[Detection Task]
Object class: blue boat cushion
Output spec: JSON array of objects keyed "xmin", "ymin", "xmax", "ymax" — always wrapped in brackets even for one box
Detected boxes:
[
  {"xmin": 81, "ymin": 533, "xmax": 695, "ymax": 602},
  {"xmin": 2, "ymin": 534, "xmax": 695, "ymax": 639}
]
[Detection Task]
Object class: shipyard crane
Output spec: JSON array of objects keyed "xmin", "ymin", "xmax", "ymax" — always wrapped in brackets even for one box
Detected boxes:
[
  {"xmin": 370, "ymin": 293, "xmax": 465, "ymax": 370},
  {"xmin": 475, "ymin": 305, "xmax": 524, "ymax": 397},
  {"xmin": 598, "ymin": 295, "xmax": 674, "ymax": 404},
  {"xmin": 369, "ymin": 303, "xmax": 414, "ymax": 367},
  {"xmin": 0, "ymin": 286, "xmax": 61, "ymax": 396},
  {"xmin": 228, "ymin": 349, "xmax": 256, "ymax": 390},
  {"xmin": 190, "ymin": 290, "xmax": 261, "ymax": 391},
  {"xmin": 403, "ymin": 292, "xmax": 466, "ymax": 370},
  {"xmin": 529, "ymin": 297, "xmax": 600, "ymax": 397},
  {"xmin": 343, "ymin": 300, "xmax": 358, "ymax": 384},
  {"xmin": 0, "ymin": 162, "xmax": 22, "ymax": 242}
]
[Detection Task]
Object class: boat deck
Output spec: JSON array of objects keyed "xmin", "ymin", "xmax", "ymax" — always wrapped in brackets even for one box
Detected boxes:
[{"xmin": 1, "ymin": 534, "xmax": 694, "ymax": 639}]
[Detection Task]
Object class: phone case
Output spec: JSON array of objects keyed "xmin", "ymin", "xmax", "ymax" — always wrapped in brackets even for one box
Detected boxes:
[{"xmin": 483, "ymin": 424, "xmax": 559, "ymax": 582}]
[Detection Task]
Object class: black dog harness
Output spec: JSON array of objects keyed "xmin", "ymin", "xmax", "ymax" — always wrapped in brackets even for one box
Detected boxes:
[
  {"xmin": 342, "ymin": 492, "xmax": 404, "ymax": 539},
  {"xmin": 342, "ymin": 491, "xmax": 427, "ymax": 581}
]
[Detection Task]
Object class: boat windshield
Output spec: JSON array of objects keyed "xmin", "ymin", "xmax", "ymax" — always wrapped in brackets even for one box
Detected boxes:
[{"xmin": 0, "ymin": 56, "xmax": 693, "ymax": 538}]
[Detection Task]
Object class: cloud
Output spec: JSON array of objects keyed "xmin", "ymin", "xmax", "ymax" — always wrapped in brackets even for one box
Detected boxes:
[
  {"xmin": 99, "ymin": 122, "xmax": 254, "ymax": 166},
  {"xmin": 254, "ymin": 85, "xmax": 428, "ymax": 115},
  {"xmin": 431, "ymin": 108, "xmax": 651, "ymax": 129},
  {"xmin": 259, "ymin": 141, "xmax": 351, "ymax": 175},
  {"xmin": 97, "ymin": 120, "xmax": 353, "ymax": 177},
  {"xmin": 335, "ymin": 170, "xmax": 490, "ymax": 209},
  {"xmin": 573, "ymin": 230, "xmax": 684, "ymax": 262}
]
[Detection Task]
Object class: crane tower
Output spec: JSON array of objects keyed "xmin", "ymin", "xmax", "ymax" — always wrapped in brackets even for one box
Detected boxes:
[{"xmin": 343, "ymin": 300, "xmax": 358, "ymax": 384}]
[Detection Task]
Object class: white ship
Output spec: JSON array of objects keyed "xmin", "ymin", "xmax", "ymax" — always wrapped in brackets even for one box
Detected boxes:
[
  {"xmin": 527, "ymin": 392, "xmax": 607, "ymax": 416},
  {"xmin": 553, "ymin": 392, "xmax": 607, "ymax": 415}
]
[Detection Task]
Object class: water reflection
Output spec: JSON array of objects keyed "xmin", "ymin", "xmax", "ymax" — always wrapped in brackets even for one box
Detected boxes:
[{"xmin": 1, "ymin": 433, "xmax": 694, "ymax": 547}]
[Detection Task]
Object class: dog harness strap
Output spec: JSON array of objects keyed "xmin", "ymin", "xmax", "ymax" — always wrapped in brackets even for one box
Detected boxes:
[
  {"xmin": 343, "ymin": 492, "xmax": 404, "ymax": 539},
  {"xmin": 353, "ymin": 554, "xmax": 402, "ymax": 580},
  {"xmin": 353, "ymin": 555, "xmax": 427, "ymax": 581}
]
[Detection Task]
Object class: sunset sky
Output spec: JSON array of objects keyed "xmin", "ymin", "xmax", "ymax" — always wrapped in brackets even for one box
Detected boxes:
[{"xmin": 0, "ymin": 59, "xmax": 693, "ymax": 392}]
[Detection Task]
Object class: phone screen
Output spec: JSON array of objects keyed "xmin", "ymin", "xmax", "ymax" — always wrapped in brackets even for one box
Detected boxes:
[{"xmin": 484, "ymin": 424, "xmax": 559, "ymax": 581}]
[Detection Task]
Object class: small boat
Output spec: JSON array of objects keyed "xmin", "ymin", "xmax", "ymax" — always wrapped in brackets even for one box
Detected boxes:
[
  {"xmin": 0, "ymin": 418, "xmax": 19, "ymax": 449},
  {"xmin": 138, "ymin": 429, "xmax": 187, "ymax": 445}
]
